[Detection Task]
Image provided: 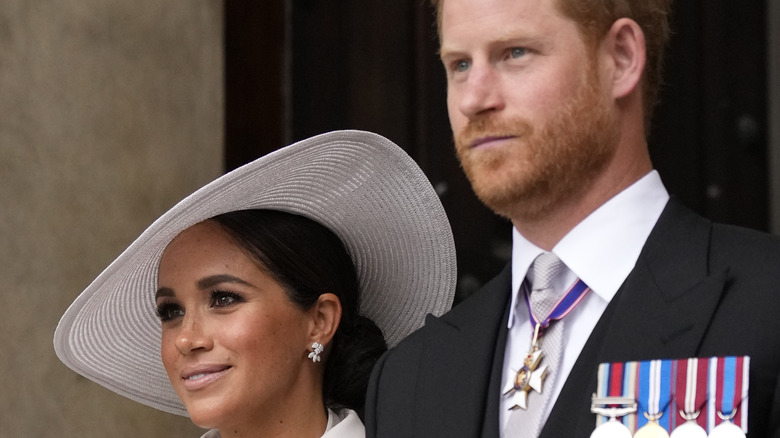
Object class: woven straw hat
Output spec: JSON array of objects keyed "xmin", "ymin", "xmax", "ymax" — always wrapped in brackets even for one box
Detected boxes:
[{"xmin": 54, "ymin": 130, "xmax": 456, "ymax": 416}]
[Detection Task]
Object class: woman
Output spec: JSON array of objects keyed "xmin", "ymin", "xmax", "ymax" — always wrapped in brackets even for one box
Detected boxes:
[{"xmin": 54, "ymin": 130, "xmax": 456, "ymax": 437}]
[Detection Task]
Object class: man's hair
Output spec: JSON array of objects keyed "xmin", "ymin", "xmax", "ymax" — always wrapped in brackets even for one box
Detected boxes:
[{"xmin": 431, "ymin": 0, "xmax": 672, "ymax": 128}]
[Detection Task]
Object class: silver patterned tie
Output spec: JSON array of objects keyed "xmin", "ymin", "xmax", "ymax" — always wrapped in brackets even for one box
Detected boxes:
[{"xmin": 505, "ymin": 252, "xmax": 566, "ymax": 438}]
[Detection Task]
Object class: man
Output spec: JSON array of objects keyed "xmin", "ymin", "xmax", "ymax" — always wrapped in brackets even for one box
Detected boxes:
[{"xmin": 365, "ymin": 0, "xmax": 780, "ymax": 437}]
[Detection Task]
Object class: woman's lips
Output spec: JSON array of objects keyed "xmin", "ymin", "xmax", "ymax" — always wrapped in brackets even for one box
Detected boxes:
[{"xmin": 181, "ymin": 365, "xmax": 232, "ymax": 391}]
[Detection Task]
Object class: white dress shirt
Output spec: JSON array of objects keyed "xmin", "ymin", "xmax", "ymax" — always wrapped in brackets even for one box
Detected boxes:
[{"xmin": 499, "ymin": 170, "xmax": 670, "ymax": 433}]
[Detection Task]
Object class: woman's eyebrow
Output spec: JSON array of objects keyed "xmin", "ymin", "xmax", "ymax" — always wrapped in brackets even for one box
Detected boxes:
[
  {"xmin": 155, "ymin": 287, "xmax": 174, "ymax": 301},
  {"xmin": 154, "ymin": 274, "xmax": 255, "ymax": 300},
  {"xmin": 196, "ymin": 274, "xmax": 254, "ymax": 290}
]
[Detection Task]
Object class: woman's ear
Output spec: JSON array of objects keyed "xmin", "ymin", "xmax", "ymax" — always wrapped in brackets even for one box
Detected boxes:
[
  {"xmin": 602, "ymin": 17, "xmax": 646, "ymax": 100},
  {"xmin": 308, "ymin": 293, "xmax": 342, "ymax": 347}
]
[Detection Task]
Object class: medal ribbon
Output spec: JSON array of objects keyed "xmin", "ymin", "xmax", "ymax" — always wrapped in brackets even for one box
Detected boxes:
[
  {"xmin": 594, "ymin": 362, "xmax": 626, "ymax": 427},
  {"xmin": 595, "ymin": 359, "xmax": 677, "ymax": 433},
  {"xmin": 594, "ymin": 361, "xmax": 641, "ymax": 431},
  {"xmin": 673, "ymin": 357, "xmax": 708, "ymax": 430},
  {"xmin": 713, "ymin": 356, "xmax": 749, "ymax": 432},
  {"xmin": 636, "ymin": 359, "xmax": 673, "ymax": 432},
  {"xmin": 524, "ymin": 278, "xmax": 590, "ymax": 331},
  {"xmin": 595, "ymin": 357, "xmax": 750, "ymax": 435}
]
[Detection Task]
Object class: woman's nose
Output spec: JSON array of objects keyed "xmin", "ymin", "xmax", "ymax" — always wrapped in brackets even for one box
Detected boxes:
[{"xmin": 174, "ymin": 313, "xmax": 213, "ymax": 355}]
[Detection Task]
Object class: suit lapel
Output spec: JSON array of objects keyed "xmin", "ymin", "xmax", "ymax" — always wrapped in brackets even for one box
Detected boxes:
[
  {"xmin": 542, "ymin": 198, "xmax": 731, "ymax": 437},
  {"xmin": 413, "ymin": 264, "xmax": 512, "ymax": 437},
  {"xmin": 598, "ymin": 198, "xmax": 729, "ymax": 360}
]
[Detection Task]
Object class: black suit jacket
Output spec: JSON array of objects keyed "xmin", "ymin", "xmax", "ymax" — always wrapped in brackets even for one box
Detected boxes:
[{"xmin": 366, "ymin": 199, "xmax": 780, "ymax": 437}]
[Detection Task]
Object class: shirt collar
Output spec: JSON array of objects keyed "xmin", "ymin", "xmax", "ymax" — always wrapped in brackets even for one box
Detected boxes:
[{"xmin": 509, "ymin": 170, "xmax": 669, "ymax": 328}]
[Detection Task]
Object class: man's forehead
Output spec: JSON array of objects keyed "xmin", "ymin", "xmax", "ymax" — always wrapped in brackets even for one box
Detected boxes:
[{"xmin": 439, "ymin": 0, "xmax": 573, "ymax": 48}]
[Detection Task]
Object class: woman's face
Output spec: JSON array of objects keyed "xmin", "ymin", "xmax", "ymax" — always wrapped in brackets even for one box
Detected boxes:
[{"xmin": 156, "ymin": 221, "xmax": 318, "ymax": 431}]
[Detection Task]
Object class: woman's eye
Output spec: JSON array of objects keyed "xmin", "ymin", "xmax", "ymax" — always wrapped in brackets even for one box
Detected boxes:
[
  {"xmin": 156, "ymin": 302, "xmax": 184, "ymax": 322},
  {"xmin": 509, "ymin": 47, "xmax": 527, "ymax": 58},
  {"xmin": 211, "ymin": 291, "xmax": 243, "ymax": 308}
]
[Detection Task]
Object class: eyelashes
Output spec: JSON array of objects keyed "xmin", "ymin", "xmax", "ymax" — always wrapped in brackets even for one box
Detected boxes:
[
  {"xmin": 156, "ymin": 302, "xmax": 183, "ymax": 322},
  {"xmin": 210, "ymin": 290, "xmax": 244, "ymax": 308},
  {"xmin": 155, "ymin": 290, "xmax": 245, "ymax": 323}
]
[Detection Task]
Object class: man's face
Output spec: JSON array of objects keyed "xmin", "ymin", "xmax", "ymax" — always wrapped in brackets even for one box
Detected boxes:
[{"xmin": 440, "ymin": 0, "xmax": 619, "ymax": 221}]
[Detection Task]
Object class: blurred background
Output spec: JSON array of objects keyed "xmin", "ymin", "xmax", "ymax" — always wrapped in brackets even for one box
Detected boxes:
[{"xmin": 2, "ymin": 1, "xmax": 778, "ymax": 436}]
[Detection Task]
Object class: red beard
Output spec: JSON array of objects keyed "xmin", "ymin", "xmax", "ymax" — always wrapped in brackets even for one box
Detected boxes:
[{"xmin": 454, "ymin": 61, "xmax": 619, "ymax": 222}]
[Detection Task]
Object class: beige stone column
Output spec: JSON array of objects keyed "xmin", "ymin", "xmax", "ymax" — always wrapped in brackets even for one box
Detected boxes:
[{"xmin": 0, "ymin": 1, "xmax": 222, "ymax": 435}]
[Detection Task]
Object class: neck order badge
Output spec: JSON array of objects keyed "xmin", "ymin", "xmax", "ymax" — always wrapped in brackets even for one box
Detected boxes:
[{"xmin": 503, "ymin": 278, "xmax": 590, "ymax": 410}]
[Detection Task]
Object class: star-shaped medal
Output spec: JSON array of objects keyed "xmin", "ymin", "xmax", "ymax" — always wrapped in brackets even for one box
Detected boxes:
[{"xmin": 503, "ymin": 348, "xmax": 549, "ymax": 410}]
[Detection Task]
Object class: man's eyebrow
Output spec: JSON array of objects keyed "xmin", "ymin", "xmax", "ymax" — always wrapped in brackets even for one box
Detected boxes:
[{"xmin": 441, "ymin": 33, "xmax": 542, "ymax": 57}]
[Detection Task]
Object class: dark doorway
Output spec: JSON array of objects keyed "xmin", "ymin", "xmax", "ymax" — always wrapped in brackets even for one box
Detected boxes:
[{"xmin": 224, "ymin": 1, "xmax": 768, "ymax": 304}]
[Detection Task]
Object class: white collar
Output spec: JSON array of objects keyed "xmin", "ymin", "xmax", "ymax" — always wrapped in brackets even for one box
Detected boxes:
[
  {"xmin": 508, "ymin": 170, "xmax": 669, "ymax": 328},
  {"xmin": 323, "ymin": 408, "xmax": 365, "ymax": 437}
]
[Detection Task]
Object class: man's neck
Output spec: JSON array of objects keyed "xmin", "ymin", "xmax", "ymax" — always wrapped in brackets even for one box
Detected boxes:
[{"xmin": 512, "ymin": 146, "xmax": 653, "ymax": 250}]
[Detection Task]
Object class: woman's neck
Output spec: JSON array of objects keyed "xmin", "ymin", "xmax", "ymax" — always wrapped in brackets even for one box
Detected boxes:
[{"xmin": 215, "ymin": 401, "xmax": 328, "ymax": 438}]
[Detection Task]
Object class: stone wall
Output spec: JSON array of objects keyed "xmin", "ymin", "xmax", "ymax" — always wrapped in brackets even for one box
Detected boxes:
[{"xmin": 0, "ymin": 1, "xmax": 222, "ymax": 435}]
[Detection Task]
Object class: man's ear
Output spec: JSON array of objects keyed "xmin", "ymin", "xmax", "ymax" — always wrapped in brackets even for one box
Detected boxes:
[
  {"xmin": 308, "ymin": 293, "xmax": 342, "ymax": 347},
  {"xmin": 602, "ymin": 17, "xmax": 646, "ymax": 100}
]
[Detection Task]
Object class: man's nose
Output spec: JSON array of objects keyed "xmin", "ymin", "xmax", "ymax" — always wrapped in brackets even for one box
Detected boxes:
[{"xmin": 455, "ymin": 65, "xmax": 505, "ymax": 119}]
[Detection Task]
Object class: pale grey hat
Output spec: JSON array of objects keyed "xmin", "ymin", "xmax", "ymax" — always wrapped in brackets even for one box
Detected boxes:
[{"xmin": 54, "ymin": 130, "xmax": 456, "ymax": 416}]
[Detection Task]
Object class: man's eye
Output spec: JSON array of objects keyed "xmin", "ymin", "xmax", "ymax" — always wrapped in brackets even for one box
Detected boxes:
[
  {"xmin": 510, "ymin": 47, "xmax": 527, "ymax": 58},
  {"xmin": 211, "ymin": 290, "xmax": 242, "ymax": 308},
  {"xmin": 156, "ymin": 303, "xmax": 184, "ymax": 322},
  {"xmin": 455, "ymin": 60, "xmax": 470, "ymax": 72}
]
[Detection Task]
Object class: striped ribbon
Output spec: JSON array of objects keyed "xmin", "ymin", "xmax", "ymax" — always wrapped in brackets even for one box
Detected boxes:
[
  {"xmin": 672, "ymin": 357, "xmax": 708, "ymax": 430},
  {"xmin": 594, "ymin": 357, "xmax": 749, "ymax": 434},
  {"xmin": 709, "ymin": 356, "xmax": 749, "ymax": 431},
  {"xmin": 524, "ymin": 279, "xmax": 589, "ymax": 331}
]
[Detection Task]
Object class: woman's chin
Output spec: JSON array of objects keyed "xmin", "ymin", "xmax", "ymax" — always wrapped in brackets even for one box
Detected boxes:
[{"xmin": 184, "ymin": 403, "xmax": 227, "ymax": 431}]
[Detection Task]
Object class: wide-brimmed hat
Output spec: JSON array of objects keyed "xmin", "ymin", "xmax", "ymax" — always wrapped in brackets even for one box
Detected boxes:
[{"xmin": 54, "ymin": 130, "xmax": 456, "ymax": 416}]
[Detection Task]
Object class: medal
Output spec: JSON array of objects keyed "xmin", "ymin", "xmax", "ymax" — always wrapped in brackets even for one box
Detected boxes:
[
  {"xmin": 593, "ymin": 362, "xmax": 639, "ymax": 430},
  {"xmin": 590, "ymin": 396, "xmax": 636, "ymax": 438},
  {"xmin": 504, "ymin": 278, "xmax": 590, "ymax": 410},
  {"xmin": 709, "ymin": 421, "xmax": 746, "ymax": 438},
  {"xmin": 592, "ymin": 357, "xmax": 751, "ymax": 437},
  {"xmin": 709, "ymin": 412, "xmax": 746, "ymax": 438},
  {"xmin": 635, "ymin": 359, "xmax": 672, "ymax": 435},
  {"xmin": 670, "ymin": 412, "xmax": 707, "ymax": 438},
  {"xmin": 634, "ymin": 413, "xmax": 670, "ymax": 438},
  {"xmin": 670, "ymin": 420, "xmax": 708, "ymax": 437},
  {"xmin": 709, "ymin": 357, "xmax": 749, "ymax": 436},
  {"xmin": 670, "ymin": 358, "xmax": 708, "ymax": 437},
  {"xmin": 503, "ymin": 327, "xmax": 549, "ymax": 410},
  {"xmin": 590, "ymin": 417, "xmax": 633, "ymax": 438}
]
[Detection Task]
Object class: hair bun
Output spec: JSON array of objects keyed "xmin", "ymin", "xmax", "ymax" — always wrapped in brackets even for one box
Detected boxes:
[{"xmin": 324, "ymin": 314, "xmax": 387, "ymax": 416}]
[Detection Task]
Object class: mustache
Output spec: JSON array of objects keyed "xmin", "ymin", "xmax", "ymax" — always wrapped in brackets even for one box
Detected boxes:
[{"xmin": 456, "ymin": 116, "xmax": 533, "ymax": 148}]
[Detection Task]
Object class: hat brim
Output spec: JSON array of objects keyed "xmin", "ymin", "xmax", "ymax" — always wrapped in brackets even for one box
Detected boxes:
[{"xmin": 54, "ymin": 130, "xmax": 456, "ymax": 416}]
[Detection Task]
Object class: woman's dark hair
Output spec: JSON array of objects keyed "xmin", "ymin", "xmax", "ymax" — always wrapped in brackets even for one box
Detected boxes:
[{"xmin": 209, "ymin": 209, "xmax": 387, "ymax": 415}]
